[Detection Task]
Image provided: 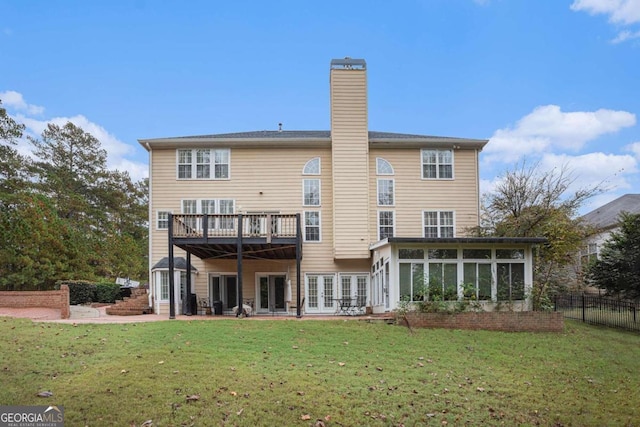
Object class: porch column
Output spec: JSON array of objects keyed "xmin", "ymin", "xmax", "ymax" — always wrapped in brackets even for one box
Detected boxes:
[
  {"xmin": 186, "ymin": 252, "xmax": 192, "ymax": 316},
  {"xmin": 296, "ymin": 213, "xmax": 302, "ymax": 318},
  {"xmin": 236, "ymin": 214, "xmax": 243, "ymax": 317},
  {"xmin": 168, "ymin": 213, "xmax": 175, "ymax": 319}
]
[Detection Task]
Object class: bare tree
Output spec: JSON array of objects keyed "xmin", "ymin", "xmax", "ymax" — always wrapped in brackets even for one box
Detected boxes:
[{"xmin": 476, "ymin": 161, "xmax": 604, "ymax": 309}]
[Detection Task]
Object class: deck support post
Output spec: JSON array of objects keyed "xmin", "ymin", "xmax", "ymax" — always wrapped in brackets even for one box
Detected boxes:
[
  {"xmin": 237, "ymin": 214, "xmax": 244, "ymax": 317},
  {"xmin": 296, "ymin": 213, "xmax": 302, "ymax": 318},
  {"xmin": 185, "ymin": 252, "xmax": 192, "ymax": 316},
  {"xmin": 168, "ymin": 213, "xmax": 176, "ymax": 319}
]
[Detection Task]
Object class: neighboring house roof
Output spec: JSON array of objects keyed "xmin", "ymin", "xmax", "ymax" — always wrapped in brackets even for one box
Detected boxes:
[
  {"xmin": 151, "ymin": 257, "xmax": 198, "ymax": 271},
  {"xmin": 139, "ymin": 130, "xmax": 488, "ymax": 150},
  {"xmin": 580, "ymin": 194, "xmax": 640, "ymax": 231}
]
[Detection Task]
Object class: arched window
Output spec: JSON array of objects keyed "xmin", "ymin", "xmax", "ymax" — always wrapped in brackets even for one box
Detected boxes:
[
  {"xmin": 303, "ymin": 157, "xmax": 321, "ymax": 175},
  {"xmin": 376, "ymin": 158, "xmax": 394, "ymax": 175}
]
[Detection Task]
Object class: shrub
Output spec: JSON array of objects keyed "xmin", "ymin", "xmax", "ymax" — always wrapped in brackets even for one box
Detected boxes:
[
  {"xmin": 95, "ymin": 281, "xmax": 121, "ymax": 303},
  {"xmin": 57, "ymin": 280, "xmax": 96, "ymax": 305}
]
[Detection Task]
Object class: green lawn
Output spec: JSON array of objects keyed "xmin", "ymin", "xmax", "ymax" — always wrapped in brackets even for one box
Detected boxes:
[{"xmin": 0, "ymin": 317, "xmax": 638, "ymax": 426}]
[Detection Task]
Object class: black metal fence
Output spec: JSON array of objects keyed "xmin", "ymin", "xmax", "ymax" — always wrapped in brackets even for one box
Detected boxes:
[{"xmin": 555, "ymin": 293, "xmax": 639, "ymax": 332}]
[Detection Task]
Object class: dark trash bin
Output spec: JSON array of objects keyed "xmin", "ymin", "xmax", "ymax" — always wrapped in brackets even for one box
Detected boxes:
[
  {"xmin": 189, "ymin": 294, "xmax": 198, "ymax": 315},
  {"xmin": 213, "ymin": 300, "xmax": 223, "ymax": 315}
]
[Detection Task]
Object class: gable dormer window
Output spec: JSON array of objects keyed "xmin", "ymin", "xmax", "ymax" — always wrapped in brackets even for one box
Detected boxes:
[{"xmin": 177, "ymin": 148, "xmax": 230, "ymax": 180}]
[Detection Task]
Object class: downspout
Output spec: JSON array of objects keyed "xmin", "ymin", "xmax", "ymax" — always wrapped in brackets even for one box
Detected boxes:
[
  {"xmin": 144, "ymin": 141, "xmax": 154, "ymax": 312},
  {"xmin": 296, "ymin": 213, "xmax": 302, "ymax": 318}
]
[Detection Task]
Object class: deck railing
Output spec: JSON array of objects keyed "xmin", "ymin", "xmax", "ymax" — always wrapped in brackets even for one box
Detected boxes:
[{"xmin": 171, "ymin": 213, "xmax": 299, "ymax": 239}]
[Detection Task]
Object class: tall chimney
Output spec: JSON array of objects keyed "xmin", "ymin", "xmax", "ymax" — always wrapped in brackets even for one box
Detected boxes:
[{"xmin": 330, "ymin": 58, "xmax": 370, "ymax": 259}]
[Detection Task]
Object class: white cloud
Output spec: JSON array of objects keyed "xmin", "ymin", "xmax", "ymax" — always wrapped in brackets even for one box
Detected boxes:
[
  {"xmin": 3, "ymin": 91, "xmax": 148, "ymax": 181},
  {"xmin": 540, "ymin": 152, "xmax": 638, "ymax": 193},
  {"xmin": 625, "ymin": 141, "xmax": 640, "ymax": 158},
  {"xmin": 571, "ymin": 0, "xmax": 640, "ymax": 25},
  {"xmin": 612, "ymin": 29, "xmax": 640, "ymax": 42},
  {"xmin": 483, "ymin": 105, "xmax": 636, "ymax": 163},
  {"xmin": 0, "ymin": 90, "xmax": 44, "ymax": 115},
  {"xmin": 571, "ymin": 0, "xmax": 640, "ymax": 42}
]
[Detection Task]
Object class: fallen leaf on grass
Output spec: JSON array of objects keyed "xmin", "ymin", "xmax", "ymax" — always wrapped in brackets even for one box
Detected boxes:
[
  {"xmin": 236, "ymin": 408, "xmax": 244, "ymax": 416},
  {"xmin": 338, "ymin": 362, "xmax": 345, "ymax": 367},
  {"xmin": 140, "ymin": 420, "xmax": 153, "ymax": 427},
  {"xmin": 476, "ymin": 387, "xmax": 485, "ymax": 392},
  {"xmin": 36, "ymin": 391, "xmax": 53, "ymax": 398},
  {"xmin": 186, "ymin": 394, "xmax": 200, "ymax": 402},
  {"xmin": 301, "ymin": 414, "xmax": 311, "ymax": 420}
]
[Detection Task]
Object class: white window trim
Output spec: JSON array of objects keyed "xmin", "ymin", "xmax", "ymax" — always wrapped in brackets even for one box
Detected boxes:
[
  {"xmin": 421, "ymin": 149, "xmax": 454, "ymax": 180},
  {"xmin": 377, "ymin": 210, "xmax": 395, "ymax": 241},
  {"xmin": 377, "ymin": 178, "xmax": 395, "ymax": 206},
  {"xmin": 303, "ymin": 157, "xmax": 321, "ymax": 175},
  {"xmin": 176, "ymin": 148, "xmax": 231, "ymax": 180},
  {"xmin": 303, "ymin": 210, "xmax": 322, "ymax": 243},
  {"xmin": 156, "ymin": 210, "xmax": 172, "ymax": 230},
  {"xmin": 422, "ymin": 210, "xmax": 456, "ymax": 238},
  {"xmin": 302, "ymin": 178, "xmax": 322, "ymax": 207},
  {"xmin": 376, "ymin": 157, "xmax": 395, "ymax": 175}
]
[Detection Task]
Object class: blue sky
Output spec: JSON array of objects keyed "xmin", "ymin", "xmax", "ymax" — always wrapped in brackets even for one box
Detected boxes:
[{"xmin": 1, "ymin": 0, "xmax": 639, "ymax": 214}]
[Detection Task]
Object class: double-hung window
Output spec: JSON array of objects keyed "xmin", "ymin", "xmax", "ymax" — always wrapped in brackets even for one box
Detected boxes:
[
  {"xmin": 304, "ymin": 211, "xmax": 321, "ymax": 242},
  {"xmin": 378, "ymin": 211, "xmax": 395, "ymax": 240},
  {"xmin": 156, "ymin": 211, "xmax": 170, "ymax": 230},
  {"xmin": 181, "ymin": 199, "xmax": 235, "ymax": 231},
  {"xmin": 177, "ymin": 148, "xmax": 230, "ymax": 179},
  {"xmin": 423, "ymin": 211, "xmax": 454, "ymax": 238},
  {"xmin": 422, "ymin": 149, "xmax": 453, "ymax": 179}
]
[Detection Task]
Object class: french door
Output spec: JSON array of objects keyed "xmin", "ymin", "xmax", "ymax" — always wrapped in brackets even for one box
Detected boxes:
[
  {"xmin": 209, "ymin": 275, "xmax": 237, "ymax": 311},
  {"xmin": 257, "ymin": 275, "xmax": 287, "ymax": 313},
  {"xmin": 305, "ymin": 274, "xmax": 336, "ymax": 314}
]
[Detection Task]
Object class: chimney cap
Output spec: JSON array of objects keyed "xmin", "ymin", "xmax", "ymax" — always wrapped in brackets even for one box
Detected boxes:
[{"xmin": 330, "ymin": 58, "xmax": 366, "ymax": 70}]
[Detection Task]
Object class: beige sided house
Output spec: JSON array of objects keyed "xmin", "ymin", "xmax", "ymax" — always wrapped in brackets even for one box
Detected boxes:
[{"xmin": 139, "ymin": 58, "xmax": 544, "ymax": 318}]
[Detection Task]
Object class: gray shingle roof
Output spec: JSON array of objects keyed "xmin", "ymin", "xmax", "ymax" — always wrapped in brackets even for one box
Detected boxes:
[
  {"xmin": 151, "ymin": 257, "xmax": 198, "ymax": 271},
  {"xmin": 580, "ymin": 194, "xmax": 640, "ymax": 230},
  {"xmin": 140, "ymin": 130, "xmax": 488, "ymax": 146}
]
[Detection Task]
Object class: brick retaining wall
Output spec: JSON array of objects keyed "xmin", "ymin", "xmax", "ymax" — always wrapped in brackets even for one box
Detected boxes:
[
  {"xmin": 0, "ymin": 285, "xmax": 70, "ymax": 319},
  {"xmin": 399, "ymin": 311, "xmax": 564, "ymax": 332}
]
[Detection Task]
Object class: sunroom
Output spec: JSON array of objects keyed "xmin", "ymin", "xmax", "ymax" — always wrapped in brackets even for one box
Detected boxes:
[{"xmin": 370, "ymin": 237, "xmax": 546, "ymax": 312}]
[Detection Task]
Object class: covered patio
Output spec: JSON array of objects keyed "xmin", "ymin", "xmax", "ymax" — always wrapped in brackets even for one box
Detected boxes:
[{"xmin": 166, "ymin": 213, "xmax": 303, "ymax": 318}]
